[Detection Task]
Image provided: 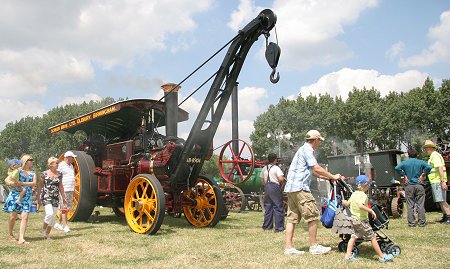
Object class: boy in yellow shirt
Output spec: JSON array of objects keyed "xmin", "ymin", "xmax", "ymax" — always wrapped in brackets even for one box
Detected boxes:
[{"xmin": 342, "ymin": 175, "xmax": 394, "ymax": 263}]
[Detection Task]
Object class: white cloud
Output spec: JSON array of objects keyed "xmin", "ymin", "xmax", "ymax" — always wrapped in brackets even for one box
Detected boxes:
[
  {"xmin": 0, "ymin": 49, "xmax": 94, "ymax": 98},
  {"xmin": 299, "ymin": 68, "xmax": 429, "ymax": 100},
  {"xmin": 228, "ymin": 0, "xmax": 378, "ymax": 70},
  {"xmin": 0, "ymin": 2, "xmax": 214, "ymax": 95},
  {"xmin": 0, "ymin": 0, "xmax": 214, "ymax": 130},
  {"xmin": 0, "ymin": 99, "xmax": 46, "ymax": 129},
  {"xmin": 228, "ymin": 0, "xmax": 263, "ymax": 31},
  {"xmin": 214, "ymin": 119, "xmax": 255, "ymax": 153},
  {"xmin": 58, "ymin": 93, "xmax": 103, "ymax": 106},
  {"xmin": 399, "ymin": 10, "xmax": 450, "ymax": 67},
  {"xmin": 223, "ymin": 86, "xmax": 268, "ymax": 120},
  {"xmin": 386, "ymin": 41, "xmax": 405, "ymax": 60},
  {"xmin": 272, "ymin": 0, "xmax": 378, "ymax": 70}
]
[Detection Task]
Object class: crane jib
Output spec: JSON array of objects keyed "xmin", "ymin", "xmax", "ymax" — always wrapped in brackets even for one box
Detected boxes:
[{"xmin": 170, "ymin": 9, "xmax": 280, "ymax": 186}]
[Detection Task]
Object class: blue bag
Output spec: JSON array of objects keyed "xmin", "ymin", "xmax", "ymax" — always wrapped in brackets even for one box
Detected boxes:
[{"xmin": 320, "ymin": 183, "xmax": 337, "ymax": 228}]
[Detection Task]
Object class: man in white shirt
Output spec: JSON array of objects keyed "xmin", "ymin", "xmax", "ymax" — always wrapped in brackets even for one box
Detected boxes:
[
  {"xmin": 54, "ymin": 151, "xmax": 76, "ymax": 233},
  {"xmin": 260, "ymin": 153, "xmax": 285, "ymax": 233}
]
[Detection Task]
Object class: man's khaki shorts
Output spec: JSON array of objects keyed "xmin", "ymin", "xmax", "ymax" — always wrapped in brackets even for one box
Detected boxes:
[
  {"xmin": 61, "ymin": 191, "xmax": 74, "ymax": 209},
  {"xmin": 286, "ymin": 190, "xmax": 320, "ymax": 224}
]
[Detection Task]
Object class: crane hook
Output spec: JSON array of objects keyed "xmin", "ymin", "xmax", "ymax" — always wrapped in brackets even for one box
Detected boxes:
[{"xmin": 270, "ymin": 68, "xmax": 280, "ymax": 84}]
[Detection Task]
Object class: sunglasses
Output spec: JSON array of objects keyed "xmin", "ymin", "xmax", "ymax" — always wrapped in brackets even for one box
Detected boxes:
[{"xmin": 28, "ymin": 159, "xmax": 34, "ymax": 162}]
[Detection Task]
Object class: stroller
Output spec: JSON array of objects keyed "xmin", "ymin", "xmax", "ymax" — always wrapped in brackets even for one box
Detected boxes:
[{"xmin": 330, "ymin": 179, "xmax": 401, "ymax": 257}]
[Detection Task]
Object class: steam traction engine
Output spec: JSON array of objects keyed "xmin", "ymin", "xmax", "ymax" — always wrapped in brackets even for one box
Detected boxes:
[{"xmin": 48, "ymin": 9, "xmax": 280, "ymax": 234}]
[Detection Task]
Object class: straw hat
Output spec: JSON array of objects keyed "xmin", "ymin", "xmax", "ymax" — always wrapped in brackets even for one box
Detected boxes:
[{"xmin": 422, "ymin": 140, "xmax": 437, "ymax": 148}]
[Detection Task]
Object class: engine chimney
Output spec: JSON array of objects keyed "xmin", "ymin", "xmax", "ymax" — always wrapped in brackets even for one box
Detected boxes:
[{"xmin": 161, "ymin": 83, "xmax": 180, "ymax": 137}]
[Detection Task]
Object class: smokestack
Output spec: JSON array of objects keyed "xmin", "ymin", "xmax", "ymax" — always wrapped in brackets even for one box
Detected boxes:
[{"xmin": 161, "ymin": 83, "xmax": 180, "ymax": 137}]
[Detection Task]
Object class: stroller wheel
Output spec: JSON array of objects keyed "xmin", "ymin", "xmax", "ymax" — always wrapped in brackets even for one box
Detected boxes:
[
  {"xmin": 337, "ymin": 241, "xmax": 359, "ymax": 255},
  {"xmin": 338, "ymin": 241, "xmax": 347, "ymax": 252},
  {"xmin": 386, "ymin": 244, "xmax": 401, "ymax": 256},
  {"xmin": 378, "ymin": 241, "xmax": 389, "ymax": 252}
]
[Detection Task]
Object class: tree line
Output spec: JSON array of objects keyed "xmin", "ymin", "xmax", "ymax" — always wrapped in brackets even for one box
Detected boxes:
[
  {"xmin": 251, "ymin": 77, "xmax": 450, "ymax": 163},
  {"xmin": 1, "ymin": 77, "xmax": 448, "ymax": 180},
  {"xmin": 0, "ymin": 97, "xmax": 116, "ymax": 180}
]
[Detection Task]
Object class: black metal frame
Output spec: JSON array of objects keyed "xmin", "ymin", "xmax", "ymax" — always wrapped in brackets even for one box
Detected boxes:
[{"xmin": 170, "ymin": 9, "xmax": 278, "ymax": 186}]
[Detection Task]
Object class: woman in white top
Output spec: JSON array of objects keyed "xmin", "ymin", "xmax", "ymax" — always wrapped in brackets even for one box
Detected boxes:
[{"xmin": 260, "ymin": 153, "xmax": 285, "ymax": 232}]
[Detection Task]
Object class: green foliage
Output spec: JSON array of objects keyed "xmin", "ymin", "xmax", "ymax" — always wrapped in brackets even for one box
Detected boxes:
[
  {"xmin": 251, "ymin": 77, "xmax": 450, "ymax": 163},
  {"xmin": 0, "ymin": 98, "xmax": 115, "ymax": 172},
  {"xmin": 201, "ymin": 154, "xmax": 221, "ymax": 179}
]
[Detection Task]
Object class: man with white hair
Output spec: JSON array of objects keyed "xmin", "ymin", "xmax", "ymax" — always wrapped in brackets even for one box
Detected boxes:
[
  {"xmin": 284, "ymin": 130, "xmax": 343, "ymax": 255},
  {"xmin": 54, "ymin": 151, "xmax": 77, "ymax": 233}
]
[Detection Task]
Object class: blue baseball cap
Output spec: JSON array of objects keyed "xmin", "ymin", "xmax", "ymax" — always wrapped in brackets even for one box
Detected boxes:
[
  {"xmin": 7, "ymin": 159, "xmax": 22, "ymax": 167},
  {"xmin": 355, "ymin": 175, "xmax": 373, "ymax": 186}
]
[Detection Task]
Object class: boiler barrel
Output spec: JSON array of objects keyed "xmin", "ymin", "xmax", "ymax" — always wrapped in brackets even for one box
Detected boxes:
[{"xmin": 237, "ymin": 167, "xmax": 263, "ymax": 194}]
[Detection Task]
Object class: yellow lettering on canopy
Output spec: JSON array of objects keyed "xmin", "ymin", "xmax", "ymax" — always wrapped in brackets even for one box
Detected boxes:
[
  {"xmin": 76, "ymin": 115, "xmax": 92, "ymax": 124},
  {"xmin": 93, "ymin": 105, "xmax": 118, "ymax": 119},
  {"xmin": 50, "ymin": 126, "xmax": 61, "ymax": 134}
]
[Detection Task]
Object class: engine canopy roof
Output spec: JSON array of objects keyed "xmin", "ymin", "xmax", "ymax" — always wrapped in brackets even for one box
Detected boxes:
[{"xmin": 48, "ymin": 99, "xmax": 189, "ymax": 139}]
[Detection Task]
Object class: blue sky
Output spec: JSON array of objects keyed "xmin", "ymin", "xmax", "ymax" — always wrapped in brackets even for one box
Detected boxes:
[{"xmin": 1, "ymin": 0, "xmax": 449, "ymax": 153}]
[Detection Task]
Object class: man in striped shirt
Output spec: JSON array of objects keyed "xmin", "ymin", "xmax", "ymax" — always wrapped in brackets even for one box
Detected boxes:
[{"xmin": 54, "ymin": 151, "xmax": 77, "ymax": 233}]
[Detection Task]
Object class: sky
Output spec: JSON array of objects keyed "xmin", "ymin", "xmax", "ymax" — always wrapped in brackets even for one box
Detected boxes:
[{"xmin": 1, "ymin": 0, "xmax": 449, "ymax": 154}]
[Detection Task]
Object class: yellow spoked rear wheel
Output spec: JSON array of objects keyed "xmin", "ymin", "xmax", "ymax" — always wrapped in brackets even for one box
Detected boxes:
[
  {"xmin": 183, "ymin": 176, "xmax": 223, "ymax": 227},
  {"xmin": 59, "ymin": 151, "xmax": 97, "ymax": 221},
  {"xmin": 124, "ymin": 174, "xmax": 165, "ymax": 235}
]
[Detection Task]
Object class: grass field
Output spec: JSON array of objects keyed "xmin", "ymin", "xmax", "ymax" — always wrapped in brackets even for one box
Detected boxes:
[{"xmin": 0, "ymin": 206, "xmax": 449, "ymax": 269}]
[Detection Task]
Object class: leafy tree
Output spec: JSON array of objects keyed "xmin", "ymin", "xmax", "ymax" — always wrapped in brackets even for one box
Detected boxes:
[{"xmin": 201, "ymin": 154, "xmax": 221, "ymax": 179}]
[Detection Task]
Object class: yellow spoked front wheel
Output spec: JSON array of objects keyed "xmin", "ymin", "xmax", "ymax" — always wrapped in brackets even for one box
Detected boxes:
[
  {"xmin": 124, "ymin": 174, "xmax": 165, "ymax": 235},
  {"xmin": 183, "ymin": 176, "xmax": 223, "ymax": 227}
]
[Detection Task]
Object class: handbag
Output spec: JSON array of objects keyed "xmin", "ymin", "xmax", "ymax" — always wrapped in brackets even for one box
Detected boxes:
[{"xmin": 320, "ymin": 182, "xmax": 337, "ymax": 228}]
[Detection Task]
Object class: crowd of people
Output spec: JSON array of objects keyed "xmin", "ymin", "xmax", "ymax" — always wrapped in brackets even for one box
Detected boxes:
[
  {"xmin": 2, "ymin": 131, "xmax": 448, "ymax": 264},
  {"xmin": 259, "ymin": 129, "xmax": 448, "ymax": 262},
  {"xmin": 2, "ymin": 151, "xmax": 76, "ymax": 244}
]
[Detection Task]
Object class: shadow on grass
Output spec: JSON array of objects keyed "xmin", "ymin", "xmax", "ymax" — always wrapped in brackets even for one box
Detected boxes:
[{"xmin": 25, "ymin": 233, "xmax": 82, "ymax": 243}]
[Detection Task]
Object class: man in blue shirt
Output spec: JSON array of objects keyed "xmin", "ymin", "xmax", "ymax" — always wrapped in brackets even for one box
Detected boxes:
[
  {"xmin": 395, "ymin": 148, "xmax": 432, "ymax": 227},
  {"xmin": 283, "ymin": 130, "xmax": 343, "ymax": 255}
]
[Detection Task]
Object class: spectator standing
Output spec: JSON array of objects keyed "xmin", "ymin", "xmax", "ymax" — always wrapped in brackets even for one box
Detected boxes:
[
  {"xmin": 423, "ymin": 140, "xmax": 450, "ymax": 224},
  {"xmin": 2, "ymin": 154, "xmax": 37, "ymax": 244},
  {"xmin": 395, "ymin": 148, "xmax": 432, "ymax": 227},
  {"xmin": 54, "ymin": 151, "xmax": 77, "ymax": 232},
  {"xmin": 37, "ymin": 157, "xmax": 67, "ymax": 240},
  {"xmin": 341, "ymin": 175, "xmax": 395, "ymax": 263},
  {"xmin": 283, "ymin": 130, "xmax": 343, "ymax": 255},
  {"xmin": 260, "ymin": 153, "xmax": 285, "ymax": 232}
]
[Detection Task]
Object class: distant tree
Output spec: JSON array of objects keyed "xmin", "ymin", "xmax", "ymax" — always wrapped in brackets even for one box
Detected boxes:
[{"xmin": 201, "ymin": 154, "xmax": 221, "ymax": 180}]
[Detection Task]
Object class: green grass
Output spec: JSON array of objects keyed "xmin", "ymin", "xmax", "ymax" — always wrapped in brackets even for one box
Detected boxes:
[{"xmin": 0, "ymin": 206, "xmax": 449, "ymax": 269}]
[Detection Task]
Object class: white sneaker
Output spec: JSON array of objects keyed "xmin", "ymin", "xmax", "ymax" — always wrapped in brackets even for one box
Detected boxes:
[
  {"xmin": 63, "ymin": 226, "xmax": 71, "ymax": 233},
  {"xmin": 309, "ymin": 244, "xmax": 331, "ymax": 255},
  {"xmin": 284, "ymin": 248, "xmax": 305, "ymax": 255},
  {"xmin": 54, "ymin": 223, "xmax": 64, "ymax": 231}
]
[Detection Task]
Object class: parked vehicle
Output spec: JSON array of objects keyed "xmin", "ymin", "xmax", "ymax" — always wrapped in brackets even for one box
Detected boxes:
[{"xmin": 48, "ymin": 9, "xmax": 280, "ymax": 235}]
